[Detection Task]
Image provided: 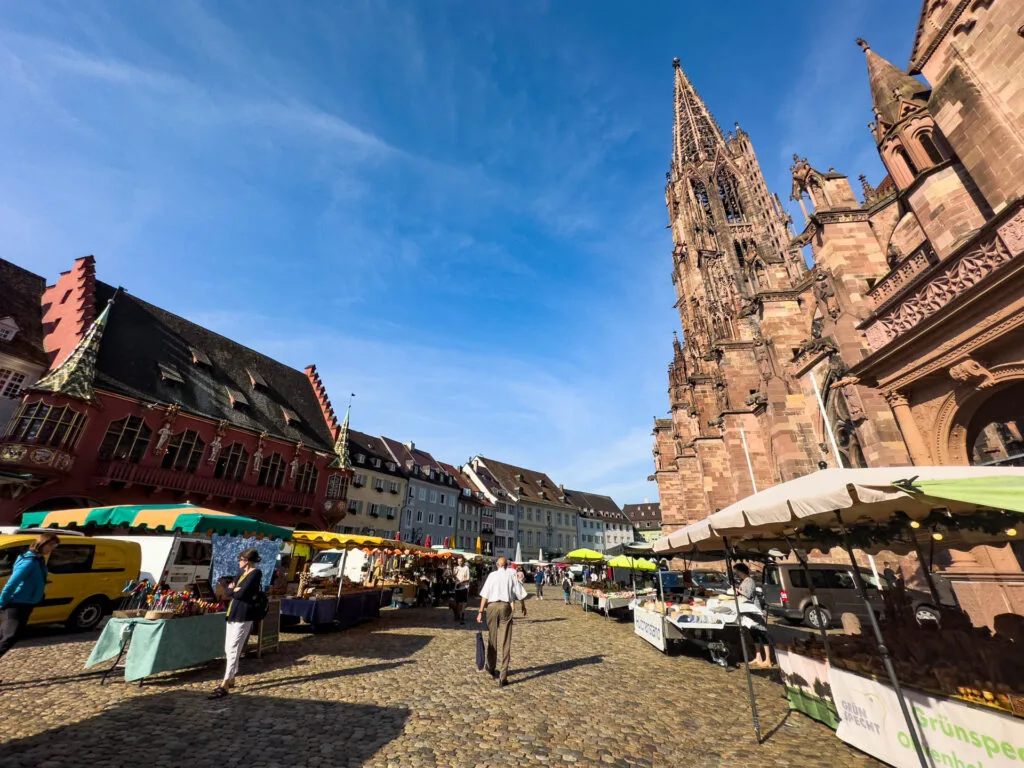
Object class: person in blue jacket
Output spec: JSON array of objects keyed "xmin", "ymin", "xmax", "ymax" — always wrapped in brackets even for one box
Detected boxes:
[{"xmin": 0, "ymin": 532, "xmax": 59, "ymax": 658}]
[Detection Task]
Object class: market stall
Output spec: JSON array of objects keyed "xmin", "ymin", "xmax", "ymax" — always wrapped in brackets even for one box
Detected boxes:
[
  {"xmin": 654, "ymin": 466, "xmax": 1024, "ymax": 765},
  {"xmin": 284, "ymin": 531, "xmax": 407, "ymax": 628}
]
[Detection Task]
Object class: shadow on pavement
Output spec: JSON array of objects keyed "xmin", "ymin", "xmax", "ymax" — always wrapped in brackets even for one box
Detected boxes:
[
  {"xmin": 511, "ymin": 654, "xmax": 603, "ymax": 684},
  {"xmin": 324, "ymin": 630, "xmax": 434, "ymax": 660},
  {"xmin": 242, "ymin": 659, "xmax": 416, "ymax": 693},
  {"xmin": 0, "ymin": 689, "xmax": 410, "ymax": 768}
]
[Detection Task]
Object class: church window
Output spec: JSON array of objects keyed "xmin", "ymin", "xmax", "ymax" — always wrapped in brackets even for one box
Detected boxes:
[
  {"xmin": 716, "ymin": 169, "xmax": 744, "ymax": 223},
  {"xmin": 214, "ymin": 443, "xmax": 249, "ymax": 481},
  {"xmin": 97, "ymin": 416, "xmax": 151, "ymax": 462},
  {"xmin": 161, "ymin": 429, "xmax": 205, "ymax": 473},
  {"xmin": 258, "ymin": 453, "xmax": 286, "ymax": 488},
  {"xmin": 690, "ymin": 179, "xmax": 712, "ymax": 223},
  {"xmin": 892, "ymin": 145, "xmax": 919, "ymax": 184},
  {"xmin": 294, "ymin": 461, "xmax": 319, "ymax": 494},
  {"xmin": 918, "ymin": 132, "xmax": 944, "ymax": 166},
  {"xmin": 6, "ymin": 401, "xmax": 86, "ymax": 449}
]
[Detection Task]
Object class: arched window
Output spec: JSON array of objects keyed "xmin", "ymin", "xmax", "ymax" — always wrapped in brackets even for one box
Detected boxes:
[
  {"xmin": 162, "ymin": 430, "xmax": 205, "ymax": 473},
  {"xmin": 690, "ymin": 179, "xmax": 712, "ymax": 223},
  {"xmin": 807, "ymin": 177, "xmax": 828, "ymax": 211},
  {"xmin": 97, "ymin": 416, "xmax": 152, "ymax": 462},
  {"xmin": 6, "ymin": 401, "xmax": 87, "ymax": 449},
  {"xmin": 716, "ymin": 169, "xmax": 744, "ymax": 223},
  {"xmin": 214, "ymin": 442, "xmax": 248, "ymax": 481},
  {"xmin": 326, "ymin": 474, "xmax": 346, "ymax": 500},
  {"xmin": 752, "ymin": 260, "xmax": 770, "ymax": 290},
  {"xmin": 894, "ymin": 145, "xmax": 918, "ymax": 180},
  {"xmin": 294, "ymin": 461, "xmax": 319, "ymax": 494},
  {"xmin": 258, "ymin": 453, "xmax": 285, "ymax": 488},
  {"xmin": 918, "ymin": 132, "xmax": 944, "ymax": 165}
]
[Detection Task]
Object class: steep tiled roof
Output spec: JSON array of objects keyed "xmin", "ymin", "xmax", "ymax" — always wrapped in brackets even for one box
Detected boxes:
[
  {"xmin": 91, "ymin": 282, "xmax": 335, "ymax": 452},
  {"xmin": 0, "ymin": 258, "xmax": 47, "ymax": 367},
  {"xmin": 564, "ymin": 489, "xmax": 627, "ymax": 522},
  {"xmin": 381, "ymin": 438, "xmax": 455, "ymax": 488},
  {"xmin": 348, "ymin": 430, "xmax": 406, "ymax": 479},
  {"xmin": 478, "ymin": 456, "xmax": 575, "ymax": 509},
  {"xmin": 622, "ymin": 502, "xmax": 663, "ymax": 531}
]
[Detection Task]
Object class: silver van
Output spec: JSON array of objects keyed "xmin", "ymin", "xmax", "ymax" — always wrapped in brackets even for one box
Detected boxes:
[{"xmin": 761, "ymin": 562, "xmax": 952, "ymax": 629}]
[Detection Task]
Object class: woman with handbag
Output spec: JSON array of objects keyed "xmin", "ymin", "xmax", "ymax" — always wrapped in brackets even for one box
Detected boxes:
[{"xmin": 210, "ymin": 548, "xmax": 263, "ymax": 699}]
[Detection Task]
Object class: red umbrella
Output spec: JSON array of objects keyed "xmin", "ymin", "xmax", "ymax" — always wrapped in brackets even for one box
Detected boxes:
[
  {"xmin": 425, "ymin": 535, "xmax": 432, "ymax": 548},
  {"xmin": 443, "ymin": 537, "xmax": 450, "ymax": 548},
  {"xmin": 395, "ymin": 531, "xmax": 401, "ymax": 541}
]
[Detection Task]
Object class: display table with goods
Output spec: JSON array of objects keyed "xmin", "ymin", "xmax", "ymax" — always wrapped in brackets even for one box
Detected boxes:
[
  {"xmin": 280, "ymin": 573, "xmax": 387, "ymax": 630},
  {"xmin": 86, "ymin": 583, "xmax": 226, "ymax": 684},
  {"xmin": 633, "ymin": 593, "xmax": 765, "ymax": 666},
  {"xmin": 572, "ymin": 584, "xmax": 656, "ymax": 614}
]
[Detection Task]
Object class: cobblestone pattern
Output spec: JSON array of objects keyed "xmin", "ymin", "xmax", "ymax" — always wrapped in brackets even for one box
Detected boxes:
[{"xmin": 0, "ymin": 591, "xmax": 881, "ymax": 767}]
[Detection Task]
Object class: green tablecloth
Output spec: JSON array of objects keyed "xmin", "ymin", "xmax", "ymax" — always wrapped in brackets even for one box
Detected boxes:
[{"xmin": 86, "ymin": 613, "xmax": 227, "ymax": 682}]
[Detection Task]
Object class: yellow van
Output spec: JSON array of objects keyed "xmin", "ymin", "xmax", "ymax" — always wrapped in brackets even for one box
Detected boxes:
[{"xmin": 0, "ymin": 535, "xmax": 142, "ymax": 631}]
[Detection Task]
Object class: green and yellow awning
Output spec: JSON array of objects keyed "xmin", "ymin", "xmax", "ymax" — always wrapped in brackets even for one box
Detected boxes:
[{"xmin": 20, "ymin": 503, "xmax": 292, "ymax": 540}]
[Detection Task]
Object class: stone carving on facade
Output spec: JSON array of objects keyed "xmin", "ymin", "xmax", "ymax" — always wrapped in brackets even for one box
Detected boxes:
[
  {"xmin": 997, "ymin": 208, "xmax": 1024, "ymax": 256},
  {"xmin": 883, "ymin": 390, "xmax": 909, "ymax": 408},
  {"xmin": 252, "ymin": 432, "xmax": 268, "ymax": 474},
  {"xmin": 866, "ymin": 236, "xmax": 1014, "ymax": 350},
  {"xmin": 949, "ymin": 357, "xmax": 997, "ymax": 388},
  {"xmin": 813, "ymin": 271, "xmax": 841, "ymax": 318},
  {"xmin": 289, "ymin": 442, "xmax": 304, "ymax": 481},
  {"xmin": 153, "ymin": 404, "xmax": 181, "ymax": 456},
  {"xmin": 207, "ymin": 420, "xmax": 228, "ymax": 464}
]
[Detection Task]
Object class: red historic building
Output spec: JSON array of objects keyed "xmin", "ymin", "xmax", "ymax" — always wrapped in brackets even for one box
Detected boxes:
[{"xmin": 0, "ymin": 256, "xmax": 350, "ymax": 528}]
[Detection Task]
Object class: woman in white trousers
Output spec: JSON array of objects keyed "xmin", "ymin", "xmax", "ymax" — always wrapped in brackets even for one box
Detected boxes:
[{"xmin": 210, "ymin": 549, "xmax": 263, "ymax": 699}]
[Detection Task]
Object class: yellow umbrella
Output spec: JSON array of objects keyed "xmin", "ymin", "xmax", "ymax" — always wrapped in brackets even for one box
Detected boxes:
[
  {"xmin": 564, "ymin": 548, "xmax": 605, "ymax": 563},
  {"xmin": 607, "ymin": 555, "xmax": 656, "ymax": 571},
  {"xmin": 475, "ymin": 537, "xmax": 482, "ymax": 554}
]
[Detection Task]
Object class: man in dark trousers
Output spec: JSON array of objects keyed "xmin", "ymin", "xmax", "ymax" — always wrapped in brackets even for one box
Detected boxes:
[{"xmin": 476, "ymin": 557, "xmax": 527, "ymax": 687}]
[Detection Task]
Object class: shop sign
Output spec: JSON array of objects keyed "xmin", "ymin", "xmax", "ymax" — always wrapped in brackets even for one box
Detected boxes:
[
  {"xmin": 830, "ymin": 667, "xmax": 1024, "ymax": 768},
  {"xmin": 633, "ymin": 606, "xmax": 666, "ymax": 652}
]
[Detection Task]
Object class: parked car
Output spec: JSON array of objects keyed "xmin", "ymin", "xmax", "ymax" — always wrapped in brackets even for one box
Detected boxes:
[
  {"xmin": 690, "ymin": 569, "xmax": 730, "ymax": 594},
  {"xmin": 761, "ymin": 562, "xmax": 952, "ymax": 629},
  {"xmin": 0, "ymin": 534, "xmax": 141, "ymax": 631},
  {"xmin": 105, "ymin": 534, "xmax": 212, "ymax": 591}
]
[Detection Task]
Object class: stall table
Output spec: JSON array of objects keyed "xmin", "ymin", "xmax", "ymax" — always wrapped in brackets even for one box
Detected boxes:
[
  {"xmin": 86, "ymin": 613, "xmax": 226, "ymax": 683},
  {"xmin": 280, "ymin": 590, "xmax": 388, "ymax": 631}
]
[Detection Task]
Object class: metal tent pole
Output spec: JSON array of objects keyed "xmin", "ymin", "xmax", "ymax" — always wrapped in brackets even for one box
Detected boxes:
[
  {"xmin": 783, "ymin": 536, "xmax": 833, "ymax": 665},
  {"xmin": 723, "ymin": 537, "xmax": 762, "ymax": 744},
  {"xmin": 910, "ymin": 529, "xmax": 943, "ymax": 607},
  {"xmin": 834, "ymin": 511, "xmax": 929, "ymax": 768}
]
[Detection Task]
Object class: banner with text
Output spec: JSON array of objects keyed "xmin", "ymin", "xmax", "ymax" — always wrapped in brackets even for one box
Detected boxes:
[
  {"xmin": 633, "ymin": 606, "xmax": 666, "ymax": 652},
  {"xmin": 830, "ymin": 667, "xmax": 1024, "ymax": 768}
]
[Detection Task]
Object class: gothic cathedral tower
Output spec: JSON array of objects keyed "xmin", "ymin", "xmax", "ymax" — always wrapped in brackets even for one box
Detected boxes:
[{"xmin": 656, "ymin": 60, "xmax": 832, "ymax": 529}]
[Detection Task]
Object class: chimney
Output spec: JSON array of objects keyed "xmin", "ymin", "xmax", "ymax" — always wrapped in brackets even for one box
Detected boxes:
[{"xmin": 405, "ymin": 441, "xmax": 415, "ymax": 451}]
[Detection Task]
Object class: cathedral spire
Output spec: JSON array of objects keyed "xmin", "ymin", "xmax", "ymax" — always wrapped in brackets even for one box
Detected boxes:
[
  {"xmin": 671, "ymin": 58, "xmax": 725, "ymax": 175},
  {"xmin": 856, "ymin": 39, "xmax": 930, "ymax": 134},
  {"xmin": 331, "ymin": 401, "xmax": 352, "ymax": 470},
  {"xmin": 30, "ymin": 289, "xmax": 118, "ymax": 403}
]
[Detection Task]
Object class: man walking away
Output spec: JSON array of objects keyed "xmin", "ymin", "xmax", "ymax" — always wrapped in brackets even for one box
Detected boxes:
[
  {"xmin": 0, "ymin": 533, "xmax": 59, "ymax": 660},
  {"xmin": 453, "ymin": 556, "xmax": 471, "ymax": 624},
  {"xmin": 534, "ymin": 569, "xmax": 545, "ymax": 600},
  {"xmin": 561, "ymin": 570, "xmax": 573, "ymax": 605},
  {"xmin": 476, "ymin": 557, "xmax": 527, "ymax": 687}
]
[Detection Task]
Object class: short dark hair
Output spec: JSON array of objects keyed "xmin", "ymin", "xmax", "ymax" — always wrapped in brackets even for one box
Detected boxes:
[
  {"xmin": 733, "ymin": 563, "xmax": 751, "ymax": 576},
  {"xmin": 30, "ymin": 533, "xmax": 59, "ymax": 554}
]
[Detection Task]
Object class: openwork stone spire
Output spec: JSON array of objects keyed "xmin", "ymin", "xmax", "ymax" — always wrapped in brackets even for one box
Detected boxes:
[
  {"xmin": 856, "ymin": 38, "xmax": 930, "ymax": 133},
  {"xmin": 331, "ymin": 403, "xmax": 352, "ymax": 470},
  {"xmin": 671, "ymin": 58, "xmax": 725, "ymax": 174},
  {"xmin": 30, "ymin": 290, "xmax": 118, "ymax": 403}
]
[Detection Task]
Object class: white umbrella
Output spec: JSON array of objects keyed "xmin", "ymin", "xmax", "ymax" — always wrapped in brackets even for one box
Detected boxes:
[
  {"xmin": 514, "ymin": 541, "xmax": 522, "ymax": 564},
  {"xmin": 538, "ymin": 547, "xmax": 543, "ymax": 564}
]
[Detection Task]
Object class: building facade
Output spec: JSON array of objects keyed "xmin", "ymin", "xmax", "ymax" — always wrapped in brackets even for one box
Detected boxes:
[
  {"xmin": 0, "ymin": 260, "xmax": 48, "ymax": 431},
  {"xmin": 463, "ymin": 458, "xmax": 519, "ymax": 560},
  {"xmin": 565, "ymin": 489, "xmax": 630, "ymax": 553},
  {"xmin": 654, "ymin": 6, "xmax": 1024, "ymax": 626},
  {"xmin": 343, "ymin": 430, "xmax": 406, "ymax": 537},
  {"xmin": 385, "ymin": 439, "xmax": 459, "ymax": 547},
  {"xmin": 623, "ymin": 502, "xmax": 663, "ymax": 543},
  {"xmin": 470, "ymin": 457, "xmax": 576, "ymax": 561},
  {"xmin": 0, "ymin": 256, "xmax": 350, "ymax": 527}
]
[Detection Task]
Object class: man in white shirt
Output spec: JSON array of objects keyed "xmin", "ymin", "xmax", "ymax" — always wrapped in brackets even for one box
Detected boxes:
[
  {"xmin": 453, "ymin": 556, "xmax": 472, "ymax": 625},
  {"xmin": 476, "ymin": 557, "xmax": 528, "ymax": 687}
]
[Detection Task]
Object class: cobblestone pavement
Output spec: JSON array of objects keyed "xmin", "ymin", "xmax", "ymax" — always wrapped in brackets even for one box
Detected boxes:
[{"xmin": 0, "ymin": 591, "xmax": 881, "ymax": 768}]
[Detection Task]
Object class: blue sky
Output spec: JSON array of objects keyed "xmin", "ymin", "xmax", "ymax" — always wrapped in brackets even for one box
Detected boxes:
[{"xmin": 0, "ymin": 1, "xmax": 921, "ymax": 505}]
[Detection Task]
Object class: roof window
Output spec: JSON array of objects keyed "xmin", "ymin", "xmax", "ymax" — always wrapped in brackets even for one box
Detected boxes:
[
  {"xmin": 247, "ymin": 369, "xmax": 268, "ymax": 390},
  {"xmin": 158, "ymin": 362, "xmax": 185, "ymax": 385},
  {"xmin": 0, "ymin": 317, "xmax": 19, "ymax": 342},
  {"xmin": 226, "ymin": 387, "xmax": 249, "ymax": 409},
  {"xmin": 281, "ymin": 407, "xmax": 301, "ymax": 426},
  {"xmin": 189, "ymin": 346, "xmax": 212, "ymax": 367}
]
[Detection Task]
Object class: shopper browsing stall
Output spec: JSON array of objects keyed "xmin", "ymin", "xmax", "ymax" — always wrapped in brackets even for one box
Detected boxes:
[{"xmin": 210, "ymin": 548, "xmax": 264, "ymax": 699}]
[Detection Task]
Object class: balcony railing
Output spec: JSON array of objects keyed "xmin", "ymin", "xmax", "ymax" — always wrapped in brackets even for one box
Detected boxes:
[{"xmin": 95, "ymin": 460, "xmax": 317, "ymax": 509}]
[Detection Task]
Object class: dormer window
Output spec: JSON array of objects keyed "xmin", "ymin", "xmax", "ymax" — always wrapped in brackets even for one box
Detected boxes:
[
  {"xmin": 158, "ymin": 362, "xmax": 184, "ymax": 385},
  {"xmin": 247, "ymin": 369, "xmax": 268, "ymax": 391},
  {"xmin": 226, "ymin": 387, "xmax": 249, "ymax": 410},
  {"xmin": 189, "ymin": 346, "xmax": 212, "ymax": 367},
  {"xmin": 371, "ymin": 457, "xmax": 381, "ymax": 468},
  {"xmin": 281, "ymin": 407, "xmax": 301, "ymax": 426},
  {"xmin": 355, "ymin": 453, "xmax": 366, "ymax": 464},
  {"xmin": 515, "ymin": 473, "xmax": 524, "ymax": 481},
  {"xmin": 386, "ymin": 461, "xmax": 396, "ymax": 471},
  {"xmin": 0, "ymin": 317, "xmax": 19, "ymax": 342}
]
